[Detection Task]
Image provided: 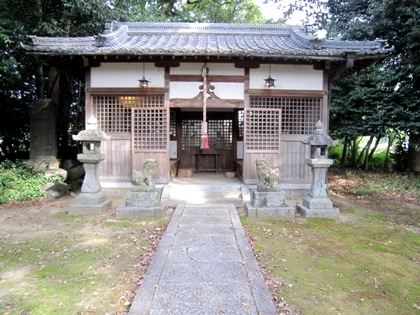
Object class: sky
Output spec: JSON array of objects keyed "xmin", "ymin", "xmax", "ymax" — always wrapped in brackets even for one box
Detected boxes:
[
  {"xmin": 253, "ymin": 0, "xmax": 307, "ymax": 25},
  {"xmin": 253, "ymin": 0, "xmax": 328, "ymax": 39}
]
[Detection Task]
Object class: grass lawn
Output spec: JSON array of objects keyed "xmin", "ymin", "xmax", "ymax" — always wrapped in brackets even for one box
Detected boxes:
[
  {"xmin": 0, "ymin": 199, "xmax": 168, "ymax": 314},
  {"xmin": 0, "ymin": 169, "xmax": 418, "ymax": 314},
  {"xmin": 242, "ymin": 169, "xmax": 420, "ymax": 315}
]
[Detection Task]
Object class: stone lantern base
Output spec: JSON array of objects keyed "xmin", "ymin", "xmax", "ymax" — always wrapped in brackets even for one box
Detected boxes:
[
  {"xmin": 244, "ymin": 189, "xmax": 295, "ymax": 222},
  {"xmin": 67, "ymin": 191, "xmax": 112, "ymax": 215},
  {"xmin": 297, "ymin": 196, "xmax": 340, "ymax": 219}
]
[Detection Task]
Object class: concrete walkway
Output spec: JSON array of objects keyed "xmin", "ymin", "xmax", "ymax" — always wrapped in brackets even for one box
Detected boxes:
[{"xmin": 128, "ymin": 203, "xmax": 277, "ymax": 314}]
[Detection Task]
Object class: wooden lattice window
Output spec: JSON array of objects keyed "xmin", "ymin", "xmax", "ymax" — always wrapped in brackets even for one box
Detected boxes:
[
  {"xmin": 93, "ymin": 95, "xmax": 165, "ymax": 133},
  {"xmin": 182, "ymin": 120, "xmax": 202, "ymax": 149},
  {"xmin": 132, "ymin": 108, "xmax": 168, "ymax": 151},
  {"xmin": 93, "ymin": 96, "xmax": 131, "ymax": 133},
  {"xmin": 208, "ymin": 120, "xmax": 232, "ymax": 150},
  {"xmin": 119, "ymin": 95, "xmax": 165, "ymax": 108},
  {"xmin": 182, "ymin": 120, "xmax": 233, "ymax": 150},
  {"xmin": 245, "ymin": 109, "xmax": 281, "ymax": 151},
  {"xmin": 250, "ymin": 97, "xmax": 321, "ymax": 134}
]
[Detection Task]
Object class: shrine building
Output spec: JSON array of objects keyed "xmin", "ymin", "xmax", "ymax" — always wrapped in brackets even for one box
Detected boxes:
[{"xmin": 24, "ymin": 22, "xmax": 390, "ymax": 192}]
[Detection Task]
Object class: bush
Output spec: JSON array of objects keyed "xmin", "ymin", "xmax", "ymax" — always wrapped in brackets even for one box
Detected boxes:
[
  {"xmin": 392, "ymin": 140, "xmax": 409, "ymax": 171},
  {"xmin": 328, "ymin": 144, "xmax": 343, "ymax": 162},
  {"xmin": 0, "ymin": 160, "xmax": 64, "ymax": 204},
  {"xmin": 368, "ymin": 150, "xmax": 388, "ymax": 171},
  {"xmin": 329, "ymin": 143, "xmax": 394, "ymax": 171}
]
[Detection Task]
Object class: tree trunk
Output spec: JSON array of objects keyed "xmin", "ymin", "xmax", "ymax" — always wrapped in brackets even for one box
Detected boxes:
[
  {"xmin": 57, "ymin": 73, "xmax": 73, "ymax": 158},
  {"xmin": 340, "ymin": 140, "xmax": 348, "ymax": 166},
  {"xmin": 407, "ymin": 132, "xmax": 420, "ymax": 173},
  {"xmin": 365, "ymin": 136, "xmax": 381, "ymax": 170},
  {"xmin": 384, "ymin": 135, "xmax": 393, "ymax": 171},
  {"xmin": 350, "ymin": 138, "xmax": 360, "ymax": 167},
  {"xmin": 357, "ymin": 136, "xmax": 373, "ymax": 167}
]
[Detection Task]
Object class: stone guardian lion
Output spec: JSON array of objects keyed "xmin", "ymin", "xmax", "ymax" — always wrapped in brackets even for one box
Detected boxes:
[
  {"xmin": 131, "ymin": 159, "xmax": 157, "ymax": 191},
  {"xmin": 256, "ymin": 159, "xmax": 281, "ymax": 192}
]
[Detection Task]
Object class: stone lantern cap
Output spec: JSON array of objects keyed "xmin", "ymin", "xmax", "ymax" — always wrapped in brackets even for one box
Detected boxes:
[
  {"xmin": 72, "ymin": 116, "xmax": 110, "ymax": 142},
  {"xmin": 302, "ymin": 121, "xmax": 334, "ymax": 146}
]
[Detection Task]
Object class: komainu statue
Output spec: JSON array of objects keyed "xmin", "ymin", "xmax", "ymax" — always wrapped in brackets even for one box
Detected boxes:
[
  {"xmin": 132, "ymin": 159, "xmax": 157, "ymax": 191},
  {"xmin": 256, "ymin": 159, "xmax": 281, "ymax": 192}
]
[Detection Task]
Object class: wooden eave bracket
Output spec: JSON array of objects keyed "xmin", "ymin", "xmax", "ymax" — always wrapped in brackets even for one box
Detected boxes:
[
  {"xmin": 170, "ymin": 98, "xmax": 243, "ymax": 108},
  {"xmin": 331, "ymin": 53, "xmax": 356, "ymax": 82}
]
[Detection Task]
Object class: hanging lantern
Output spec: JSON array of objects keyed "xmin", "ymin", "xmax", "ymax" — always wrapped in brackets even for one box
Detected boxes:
[
  {"xmin": 138, "ymin": 63, "xmax": 151, "ymax": 89},
  {"xmin": 264, "ymin": 64, "xmax": 276, "ymax": 88}
]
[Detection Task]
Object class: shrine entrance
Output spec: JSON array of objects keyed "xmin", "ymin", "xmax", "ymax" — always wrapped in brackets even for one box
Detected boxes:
[{"xmin": 171, "ymin": 109, "xmax": 243, "ymax": 174}]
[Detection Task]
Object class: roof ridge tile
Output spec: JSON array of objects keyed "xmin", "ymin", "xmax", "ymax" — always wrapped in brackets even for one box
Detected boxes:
[{"xmin": 24, "ymin": 21, "xmax": 391, "ymax": 61}]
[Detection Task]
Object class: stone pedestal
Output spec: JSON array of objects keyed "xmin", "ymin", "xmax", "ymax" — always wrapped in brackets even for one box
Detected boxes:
[
  {"xmin": 116, "ymin": 187, "xmax": 165, "ymax": 218},
  {"xmin": 296, "ymin": 159, "xmax": 339, "ymax": 219},
  {"xmin": 78, "ymin": 154, "xmax": 104, "ymax": 194},
  {"xmin": 68, "ymin": 191, "xmax": 112, "ymax": 215},
  {"xmin": 245, "ymin": 189, "xmax": 295, "ymax": 221}
]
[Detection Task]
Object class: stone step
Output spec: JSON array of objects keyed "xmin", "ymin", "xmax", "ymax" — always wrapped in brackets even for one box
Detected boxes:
[{"xmin": 165, "ymin": 186, "xmax": 243, "ymax": 205}]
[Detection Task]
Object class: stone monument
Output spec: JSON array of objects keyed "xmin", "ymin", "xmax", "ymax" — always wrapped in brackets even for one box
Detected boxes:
[
  {"xmin": 68, "ymin": 116, "xmax": 112, "ymax": 215},
  {"xmin": 29, "ymin": 98, "xmax": 60, "ymax": 169},
  {"xmin": 244, "ymin": 159, "xmax": 295, "ymax": 221},
  {"xmin": 116, "ymin": 159, "xmax": 166, "ymax": 218},
  {"xmin": 297, "ymin": 121, "xmax": 340, "ymax": 218}
]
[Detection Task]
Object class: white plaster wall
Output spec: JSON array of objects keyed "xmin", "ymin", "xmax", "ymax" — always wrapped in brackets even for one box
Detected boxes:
[
  {"xmin": 170, "ymin": 82, "xmax": 202, "ymax": 98},
  {"xmin": 250, "ymin": 64, "xmax": 323, "ymax": 90},
  {"xmin": 170, "ymin": 82, "xmax": 244, "ymax": 99},
  {"xmin": 171, "ymin": 63, "xmax": 244, "ymax": 76},
  {"xmin": 91, "ymin": 63, "xmax": 165, "ymax": 88}
]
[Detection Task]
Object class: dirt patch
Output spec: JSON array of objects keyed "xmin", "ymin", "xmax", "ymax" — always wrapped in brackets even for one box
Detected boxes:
[{"xmin": 0, "ymin": 196, "xmax": 72, "ymax": 236}]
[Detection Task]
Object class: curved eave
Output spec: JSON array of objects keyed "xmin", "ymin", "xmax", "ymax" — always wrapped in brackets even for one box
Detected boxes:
[{"xmin": 23, "ymin": 46, "xmax": 390, "ymax": 62}]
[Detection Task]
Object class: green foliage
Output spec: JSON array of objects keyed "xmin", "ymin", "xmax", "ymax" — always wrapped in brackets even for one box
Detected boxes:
[
  {"xmin": 177, "ymin": 0, "xmax": 267, "ymax": 23},
  {"xmin": 0, "ymin": 160, "xmax": 63, "ymax": 204},
  {"xmin": 368, "ymin": 151, "xmax": 388, "ymax": 171},
  {"xmin": 328, "ymin": 144, "xmax": 343, "ymax": 162},
  {"xmin": 283, "ymin": 0, "xmax": 420, "ymax": 171}
]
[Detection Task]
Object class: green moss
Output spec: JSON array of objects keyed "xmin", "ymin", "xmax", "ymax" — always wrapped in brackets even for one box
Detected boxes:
[
  {"xmin": 0, "ymin": 214, "xmax": 166, "ymax": 314},
  {"xmin": 243, "ymin": 204, "xmax": 420, "ymax": 315}
]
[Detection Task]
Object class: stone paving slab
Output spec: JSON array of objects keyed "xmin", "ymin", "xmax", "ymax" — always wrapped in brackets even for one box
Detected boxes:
[
  {"xmin": 166, "ymin": 245, "xmax": 242, "ymax": 263},
  {"xmin": 179, "ymin": 215, "xmax": 232, "ymax": 226},
  {"xmin": 149, "ymin": 283, "xmax": 258, "ymax": 315},
  {"xmin": 128, "ymin": 203, "xmax": 277, "ymax": 315},
  {"xmin": 173, "ymin": 232, "xmax": 238, "ymax": 247},
  {"xmin": 159, "ymin": 261, "xmax": 247, "ymax": 285}
]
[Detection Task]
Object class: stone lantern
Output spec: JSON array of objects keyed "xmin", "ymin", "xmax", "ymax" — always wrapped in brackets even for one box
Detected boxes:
[
  {"xmin": 297, "ymin": 121, "xmax": 339, "ymax": 218},
  {"xmin": 68, "ymin": 116, "xmax": 111, "ymax": 215}
]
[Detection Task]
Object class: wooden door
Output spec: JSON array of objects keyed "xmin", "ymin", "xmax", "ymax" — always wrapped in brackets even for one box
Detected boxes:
[
  {"xmin": 131, "ymin": 96, "xmax": 169, "ymax": 183},
  {"xmin": 243, "ymin": 108, "xmax": 281, "ymax": 184}
]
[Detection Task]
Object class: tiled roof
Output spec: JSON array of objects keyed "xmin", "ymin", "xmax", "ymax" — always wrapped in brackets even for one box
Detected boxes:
[{"xmin": 24, "ymin": 22, "xmax": 390, "ymax": 60}]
